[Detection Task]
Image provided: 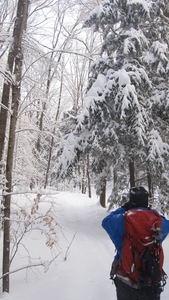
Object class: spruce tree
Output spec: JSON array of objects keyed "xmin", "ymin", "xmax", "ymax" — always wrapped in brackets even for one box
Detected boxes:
[{"xmin": 57, "ymin": 0, "xmax": 169, "ymax": 207}]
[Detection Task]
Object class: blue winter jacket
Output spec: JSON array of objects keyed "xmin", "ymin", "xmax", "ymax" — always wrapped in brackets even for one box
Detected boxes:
[{"xmin": 102, "ymin": 207, "xmax": 169, "ymax": 260}]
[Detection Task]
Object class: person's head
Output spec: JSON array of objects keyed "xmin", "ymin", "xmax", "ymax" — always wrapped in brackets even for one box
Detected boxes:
[{"xmin": 129, "ymin": 186, "xmax": 149, "ymax": 208}]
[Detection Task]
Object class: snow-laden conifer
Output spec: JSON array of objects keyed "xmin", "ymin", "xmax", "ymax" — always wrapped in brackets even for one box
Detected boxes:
[{"xmin": 57, "ymin": 0, "xmax": 169, "ymax": 207}]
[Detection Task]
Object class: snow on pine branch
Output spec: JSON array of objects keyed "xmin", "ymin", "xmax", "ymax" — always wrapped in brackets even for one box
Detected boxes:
[
  {"xmin": 147, "ymin": 129, "xmax": 169, "ymax": 169},
  {"xmin": 151, "ymin": 41, "xmax": 168, "ymax": 61},
  {"xmin": 126, "ymin": 0, "xmax": 152, "ymax": 16},
  {"xmin": 123, "ymin": 28, "xmax": 148, "ymax": 55}
]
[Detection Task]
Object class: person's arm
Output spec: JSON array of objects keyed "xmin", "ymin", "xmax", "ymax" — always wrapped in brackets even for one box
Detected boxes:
[
  {"xmin": 161, "ymin": 216, "xmax": 169, "ymax": 242},
  {"xmin": 102, "ymin": 207, "xmax": 125, "ymax": 258}
]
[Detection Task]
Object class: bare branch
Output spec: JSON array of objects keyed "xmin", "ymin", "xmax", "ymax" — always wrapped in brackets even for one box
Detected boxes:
[
  {"xmin": 0, "ymin": 254, "xmax": 60, "ymax": 280},
  {"xmin": 21, "ymin": 49, "xmax": 94, "ymax": 81},
  {"xmin": 64, "ymin": 232, "xmax": 77, "ymax": 261}
]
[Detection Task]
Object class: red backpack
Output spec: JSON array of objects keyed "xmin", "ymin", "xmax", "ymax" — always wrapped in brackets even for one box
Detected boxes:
[{"xmin": 118, "ymin": 209, "xmax": 166, "ymax": 288}]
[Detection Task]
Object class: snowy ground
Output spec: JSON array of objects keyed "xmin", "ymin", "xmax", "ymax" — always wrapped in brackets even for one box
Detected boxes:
[{"xmin": 0, "ymin": 190, "xmax": 169, "ymax": 300}]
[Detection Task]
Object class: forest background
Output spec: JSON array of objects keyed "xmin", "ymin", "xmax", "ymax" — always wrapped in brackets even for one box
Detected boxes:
[{"xmin": 1, "ymin": 0, "xmax": 169, "ymax": 294}]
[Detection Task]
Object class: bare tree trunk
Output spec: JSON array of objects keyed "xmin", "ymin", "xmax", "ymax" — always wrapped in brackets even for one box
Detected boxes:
[
  {"xmin": 82, "ymin": 161, "xmax": 86, "ymax": 194},
  {"xmin": 113, "ymin": 168, "xmax": 117, "ymax": 185},
  {"xmin": 0, "ymin": 30, "xmax": 16, "ymax": 165},
  {"xmin": 2, "ymin": 0, "xmax": 29, "ymax": 293},
  {"xmin": 37, "ymin": 16, "xmax": 77, "ymax": 167},
  {"xmin": 100, "ymin": 178, "xmax": 106, "ymax": 208},
  {"xmin": 78, "ymin": 165, "xmax": 81, "ymax": 190},
  {"xmin": 86, "ymin": 154, "xmax": 91, "ymax": 198},
  {"xmin": 44, "ymin": 61, "xmax": 63, "ymax": 189},
  {"xmin": 129, "ymin": 160, "xmax": 135, "ymax": 188},
  {"xmin": 0, "ymin": 81, "xmax": 11, "ymax": 165},
  {"xmin": 147, "ymin": 169, "xmax": 153, "ymax": 199}
]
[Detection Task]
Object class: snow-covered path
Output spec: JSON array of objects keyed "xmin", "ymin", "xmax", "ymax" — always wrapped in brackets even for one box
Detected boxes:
[
  {"xmin": 52, "ymin": 192, "xmax": 116, "ymax": 300},
  {"xmin": 1, "ymin": 191, "xmax": 169, "ymax": 300}
]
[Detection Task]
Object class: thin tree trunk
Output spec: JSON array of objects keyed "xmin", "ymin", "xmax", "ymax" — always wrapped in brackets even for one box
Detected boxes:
[
  {"xmin": 100, "ymin": 178, "xmax": 106, "ymax": 208},
  {"xmin": 147, "ymin": 170, "xmax": 153, "ymax": 199},
  {"xmin": 86, "ymin": 154, "xmax": 91, "ymax": 198},
  {"xmin": 78, "ymin": 165, "xmax": 81, "ymax": 190},
  {"xmin": 113, "ymin": 169, "xmax": 117, "ymax": 186},
  {"xmin": 82, "ymin": 162, "xmax": 86, "ymax": 194},
  {"xmin": 44, "ymin": 62, "xmax": 63, "ymax": 189},
  {"xmin": 2, "ymin": 0, "xmax": 29, "ymax": 293},
  {"xmin": 129, "ymin": 160, "xmax": 135, "ymax": 188},
  {"xmin": 36, "ymin": 36, "xmax": 68, "ymax": 157}
]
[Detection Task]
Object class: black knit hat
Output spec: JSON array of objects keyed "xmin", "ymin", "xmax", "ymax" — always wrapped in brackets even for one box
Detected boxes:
[{"xmin": 129, "ymin": 186, "xmax": 149, "ymax": 208}]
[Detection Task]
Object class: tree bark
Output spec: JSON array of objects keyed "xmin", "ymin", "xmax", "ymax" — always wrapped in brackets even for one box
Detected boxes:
[
  {"xmin": 100, "ymin": 178, "xmax": 106, "ymax": 208},
  {"xmin": 82, "ymin": 161, "xmax": 86, "ymax": 194},
  {"xmin": 86, "ymin": 154, "xmax": 91, "ymax": 198},
  {"xmin": 129, "ymin": 160, "xmax": 135, "ymax": 188},
  {"xmin": 2, "ymin": 0, "xmax": 29, "ymax": 293},
  {"xmin": 113, "ymin": 169, "xmax": 117, "ymax": 186},
  {"xmin": 0, "ymin": 27, "xmax": 16, "ymax": 164},
  {"xmin": 147, "ymin": 170, "xmax": 153, "ymax": 199}
]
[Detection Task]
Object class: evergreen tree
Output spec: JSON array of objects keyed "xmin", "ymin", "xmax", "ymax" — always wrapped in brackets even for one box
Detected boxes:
[{"xmin": 57, "ymin": 0, "xmax": 169, "ymax": 207}]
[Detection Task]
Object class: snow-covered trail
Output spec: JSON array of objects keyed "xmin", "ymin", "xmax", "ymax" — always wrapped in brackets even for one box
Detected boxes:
[
  {"xmin": 1, "ymin": 191, "xmax": 169, "ymax": 300},
  {"xmin": 53, "ymin": 192, "xmax": 116, "ymax": 300},
  {"xmin": 0, "ymin": 191, "xmax": 116, "ymax": 300}
]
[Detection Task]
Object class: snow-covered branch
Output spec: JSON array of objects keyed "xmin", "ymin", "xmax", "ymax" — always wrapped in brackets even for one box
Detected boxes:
[{"xmin": 0, "ymin": 254, "xmax": 60, "ymax": 280}]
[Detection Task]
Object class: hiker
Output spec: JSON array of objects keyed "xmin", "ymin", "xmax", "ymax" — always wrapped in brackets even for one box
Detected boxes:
[{"xmin": 102, "ymin": 186, "xmax": 169, "ymax": 300}]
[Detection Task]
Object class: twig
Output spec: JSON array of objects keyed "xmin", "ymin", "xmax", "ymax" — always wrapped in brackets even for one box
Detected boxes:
[
  {"xmin": 0, "ymin": 253, "xmax": 60, "ymax": 279},
  {"xmin": 64, "ymin": 232, "xmax": 77, "ymax": 261}
]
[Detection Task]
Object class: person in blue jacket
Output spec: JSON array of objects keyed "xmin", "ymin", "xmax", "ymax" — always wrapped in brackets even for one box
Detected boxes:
[{"xmin": 102, "ymin": 186, "xmax": 169, "ymax": 300}]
